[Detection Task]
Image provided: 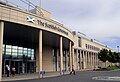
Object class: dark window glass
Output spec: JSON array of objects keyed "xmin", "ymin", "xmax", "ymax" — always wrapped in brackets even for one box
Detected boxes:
[
  {"xmin": 86, "ymin": 44, "xmax": 87, "ymax": 49},
  {"xmin": 78, "ymin": 37, "xmax": 81, "ymax": 47}
]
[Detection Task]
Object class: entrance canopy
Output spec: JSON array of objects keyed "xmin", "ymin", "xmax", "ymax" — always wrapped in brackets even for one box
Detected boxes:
[{"xmin": 4, "ymin": 22, "xmax": 70, "ymax": 50}]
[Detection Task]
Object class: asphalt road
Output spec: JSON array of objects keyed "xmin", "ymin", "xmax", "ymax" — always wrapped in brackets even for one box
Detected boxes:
[{"xmin": 8, "ymin": 70, "xmax": 120, "ymax": 82}]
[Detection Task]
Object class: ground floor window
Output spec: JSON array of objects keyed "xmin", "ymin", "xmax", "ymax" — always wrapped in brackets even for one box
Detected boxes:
[
  {"xmin": 52, "ymin": 49, "xmax": 67, "ymax": 71},
  {"xmin": 2, "ymin": 44, "xmax": 36, "ymax": 75},
  {"xmin": 78, "ymin": 50, "xmax": 81, "ymax": 70}
]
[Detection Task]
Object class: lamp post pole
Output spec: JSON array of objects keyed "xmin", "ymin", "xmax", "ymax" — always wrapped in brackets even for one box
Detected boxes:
[{"xmin": 117, "ymin": 46, "xmax": 119, "ymax": 53}]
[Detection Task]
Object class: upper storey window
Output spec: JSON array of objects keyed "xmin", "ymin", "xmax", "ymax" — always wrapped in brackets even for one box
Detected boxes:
[
  {"xmin": 85, "ymin": 44, "xmax": 100, "ymax": 51},
  {"xmin": 86, "ymin": 44, "xmax": 87, "ymax": 49},
  {"xmin": 78, "ymin": 37, "xmax": 81, "ymax": 47}
]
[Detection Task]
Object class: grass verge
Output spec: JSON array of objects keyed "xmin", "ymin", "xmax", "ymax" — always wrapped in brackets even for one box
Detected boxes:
[{"xmin": 107, "ymin": 65, "xmax": 120, "ymax": 70}]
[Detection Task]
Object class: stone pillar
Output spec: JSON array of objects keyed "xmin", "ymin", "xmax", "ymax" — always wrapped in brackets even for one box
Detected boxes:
[
  {"xmin": 90, "ymin": 52, "xmax": 92, "ymax": 68},
  {"xmin": 86, "ymin": 51, "xmax": 88, "ymax": 68},
  {"xmin": 0, "ymin": 21, "xmax": 4, "ymax": 81},
  {"xmin": 38, "ymin": 30, "xmax": 42, "ymax": 78},
  {"xmin": 56, "ymin": 49, "xmax": 59, "ymax": 71},
  {"xmin": 95, "ymin": 53, "xmax": 97, "ymax": 67},
  {"xmin": 72, "ymin": 47, "xmax": 74, "ymax": 66},
  {"xmin": 89, "ymin": 52, "xmax": 91, "ymax": 68},
  {"xmin": 93, "ymin": 53, "xmax": 94, "ymax": 67},
  {"xmin": 76, "ymin": 49, "xmax": 78, "ymax": 70},
  {"xmin": 92, "ymin": 53, "xmax": 94, "ymax": 68},
  {"xmin": 94, "ymin": 53, "xmax": 95, "ymax": 67},
  {"xmin": 93, "ymin": 53, "xmax": 95, "ymax": 68},
  {"xmin": 91, "ymin": 53, "xmax": 93, "ymax": 68},
  {"xmin": 60, "ymin": 36, "xmax": 63, "ymax": 75},
  {"xmin": 69, "ymin": 41, "xmax": 72, "ymax": 71},
  {"xmin": 83, "ymin": 51, "xmax": 85, "ymax": 69},
  {"xmin": 80, "ymin": 50, "xmax": 82, "ymax": 70},
  {"xmin": 96, "ymin": 53, "xmax": 98, "ymax": 66},
  {"xmin": 88, "ymin": 52, "xmax": 90, "ymax": 68},
  {"xmin": 84, "ymin": 51, "xmax": 86, "ymax": 69},
  {"xmin": 66, "ymin": 50, "xmax": 68, "ymax": 71}
]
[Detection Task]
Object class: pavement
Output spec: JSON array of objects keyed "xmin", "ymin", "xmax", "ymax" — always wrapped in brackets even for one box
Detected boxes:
[
  {"xmin": 2, "ymin": 70, "xmax": 120, "ymax": 82},
  {"xmin": 2, "ymin": 71, "xmax": 70, "ymax": 81}
]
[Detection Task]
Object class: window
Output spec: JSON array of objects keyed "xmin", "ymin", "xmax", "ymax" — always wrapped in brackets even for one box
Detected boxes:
[
  {"xmin": 78, "ymin": 37, "xmax": 81, "ymax": 47},
  {"xmin": 6, "ymin": 45, "xmax": 12, "ymax": 55},
  {"xmin": 88, "ymin": 45, "xmax": 89, "ymax": 49},
  {"xmin": 31, "ymin": 49, "xmax": 34, "ymax": 60},
  {"xmin": 6, "ymin": 45, "xmax": 12, "ymax": 49},
  {"xmin": 18, "ymin": 47, "xmax": 23, "ymax": 58},
  {"xmin": 86, "ymin": 44, "xmax": 87, "ymax": 49},
  {"xmin": 23, "ymin": 48, "xmax": 27, "ymax": 56},
  {"xmin": 28, "ymin": 48, "xmax": 32, "ymax": 60},
  {"xmin": 12, "ymin": 46, "xmax": 18, "ymax": 58},
  {"xmin": 92, "ymin": 46, "xmax": 93, "ymax": 50},
  {"xmin": 4, "ymin": 44, "xmax": 35, "ymax": 60},
  {"xmin": 93, "ymin": 46, "xmax": 95, "ymax": 50}
]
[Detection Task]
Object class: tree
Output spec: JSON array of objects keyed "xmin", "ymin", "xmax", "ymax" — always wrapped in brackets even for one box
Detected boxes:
[
  {"xmin": 98, "ymin": 48, "xmax": 108, "ymax": 66},
  {"xmin": 108, "ymin": 51, "xmax": 120, "ymax": 63},
  {"xmin": 112, "ymin": 52, "xmax": 119, "ymax": 63},
  {"xmin": 107, "ymin": 50, "xmax": 113, "ymax": 63}
]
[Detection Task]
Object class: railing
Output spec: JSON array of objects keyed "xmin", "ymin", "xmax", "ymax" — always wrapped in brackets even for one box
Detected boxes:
[{"xmin": 0, "ymin": 0, "xmax": 27, "ymax": 11}]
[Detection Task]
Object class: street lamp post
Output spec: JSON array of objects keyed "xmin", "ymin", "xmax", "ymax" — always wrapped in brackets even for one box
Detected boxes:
[{"xmin": 117, "ymin": 46, "xmax": 119, "ymax": 53}]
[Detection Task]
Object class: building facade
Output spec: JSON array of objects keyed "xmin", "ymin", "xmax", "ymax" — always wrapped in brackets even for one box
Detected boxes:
[
  {"xmin": 0, "ymin": 1, "xmax": 113, "ymax": 81},
  {"xmin": 73, "ymin": 32, "xmax": 112, "ymax": 70}
]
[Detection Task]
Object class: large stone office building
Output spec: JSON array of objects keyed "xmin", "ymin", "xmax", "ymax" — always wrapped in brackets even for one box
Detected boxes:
[{"xmin": 0, "ymin": 1, "xmax": 112, "ymax": 81}]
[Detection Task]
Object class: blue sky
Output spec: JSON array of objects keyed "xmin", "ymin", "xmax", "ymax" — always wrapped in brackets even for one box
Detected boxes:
[{"xmin": 6, "ymin": 0, "xmax": 120, "ymax": 51}]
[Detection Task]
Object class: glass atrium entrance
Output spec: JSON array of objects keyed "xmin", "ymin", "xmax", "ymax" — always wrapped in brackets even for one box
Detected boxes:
[
  {"xmin": 2, "ymin": 22, "xmax": 39, "ymax": 75},
  {"xmin": 2, "ymin": 44, "xmax": 36, "ymax": 75}
]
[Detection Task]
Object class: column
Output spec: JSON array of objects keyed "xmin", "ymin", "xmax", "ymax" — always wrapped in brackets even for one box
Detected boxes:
[
  {"xmin": 69, "ymin": 41, "xmax": 72, "ymax": 71},
  {"xmin": 38, "ymin": 30, "xmax": 42, "ymax": 78},
  {"xmin": 92, "ymin": 53, "xmax": 94, "ymax": 68},
  {"xmin": 56, "ymin": 49, "xmax": 59, "ymax": 71},
  {"xmin": 93, "ymin": 53, "xmax": 95, "ymax": 68},
  {"xmin": 72, "ymin": 47, "xmax": 74, "ymax": 66},
  {"xmin": 66, "ymin": 50, "xmax": 68, "ymax": 71},
  {"xmin": 84, "ymin": 51, "xmax": 86, "ymax": 69},
  {"xmin": 86, "ymin": 52, "xmax": 88, "ymax": 68},
  {"xmin": 95, "ymin": 53, "xmax": 97, "ymax": 66},
  {"xmin": 76, "ymin": 49, "xmax": 78, "ymax": 70},
  {"xmin": 83, "ymin": 51, "xmax": 85, "ymax": 69},
  {"xmin": 94, "ymin": 53, "xmax": 95, "ymax": 67},
  {"xmin": 0, "ymin": 21, "xmax": 4, "ymax": 81},
  {"xmin": 88, "ymin": 52, "xmax": 90, "ymax": 68},
  {"xmin": 60, "ymin": 36, "xmax": 63, "ymax": 75},
  {"xmin": 80, "ymin": 50, "xmax": 82, "ymax": 70},
  {"xmin": 96, "ymin": 53, "xmax": 98, "ymax": 66},
  {"xmin": 90, "ymin": 52, "xmax": 92, "ymax": 68},
  {"xmin": 89, "ymin": 52, "xmax": 91, "ymax": 68}
]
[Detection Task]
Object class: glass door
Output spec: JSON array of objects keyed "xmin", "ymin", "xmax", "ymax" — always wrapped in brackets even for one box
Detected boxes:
[
  {"xmin": 14, "ymin": 61, "xmax": 23, "ymax": 74},
  {"xmin": 27, "ymin": 62, "xmax": 35, "ymax": 73}
]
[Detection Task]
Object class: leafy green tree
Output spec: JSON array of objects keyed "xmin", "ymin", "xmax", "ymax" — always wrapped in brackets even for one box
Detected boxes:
[
  {"xmin": 98, "ymin": 48, "xmax": 108, "ymax": 62},
  {"xmin": 107, "ymin": 51, "xmax": 120, "ymax": 64},
  {"xmin": 107, "ymin": 50, "xmax": 113, "ymax": 63},
  {"xmin": 98, "ymin": 48, "xmax": 108, "ymax": 66},
  {"xmin": 112, "ymin": 52, "xmax": 119, "ymax": 63}
]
